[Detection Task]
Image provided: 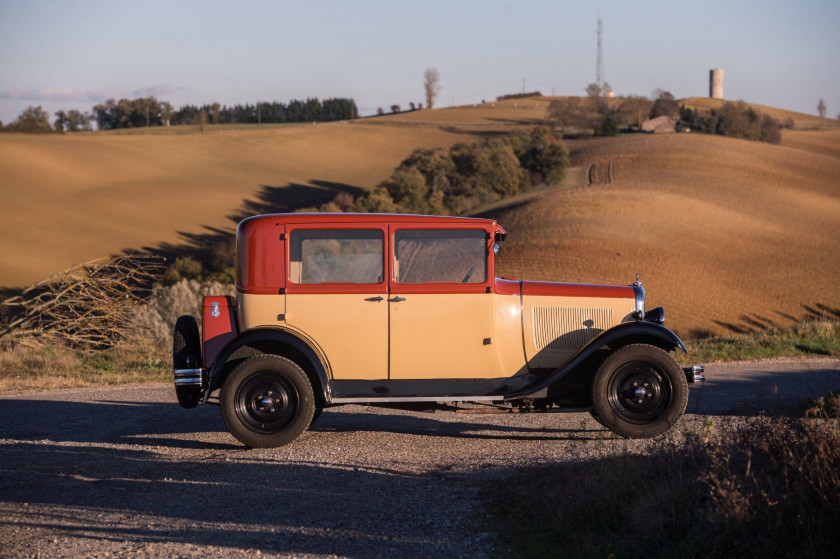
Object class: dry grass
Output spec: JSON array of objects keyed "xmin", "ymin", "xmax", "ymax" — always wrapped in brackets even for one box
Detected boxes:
[
  {"xmin": 0, "ymin": 340, "xmax": 167, "ymax": 391},
  {"xmin": 488, "ymin": 415, "xmax": 840, "ymax": 559},
  {"xmin": 682, "ymin": 318, "xmax": 840, "ymax": 363}
]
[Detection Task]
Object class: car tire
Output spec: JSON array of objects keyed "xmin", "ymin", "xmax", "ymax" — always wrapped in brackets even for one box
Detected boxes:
[
  {"xmin": 592, "ymin": 344, "xmax": 688, "ymax": 439},
  {"xmin": 221, "ymin": 355, "xmax": 315, "ymax": 448},
  {"xmin": 173, "ymin": 315, "xmax": 202, "ymax": 409}
]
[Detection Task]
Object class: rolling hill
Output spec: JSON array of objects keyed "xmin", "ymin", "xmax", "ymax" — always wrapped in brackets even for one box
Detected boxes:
[
  {"xmin": 1, "ymin": 97, "xmax": 838, "ymax": 337},
  {"xmin": 484, "ymin": 130, "xmax": 840, "ymax": 337}
]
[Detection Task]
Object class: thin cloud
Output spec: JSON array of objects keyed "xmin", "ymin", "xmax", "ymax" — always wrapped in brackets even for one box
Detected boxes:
[
  {"xmin": 0, "ymin": 84, "xmax": 186, "ymax": 103},
  {"xmin": 0, "ymin": 87, "xmax": 108, "ymax": 102}
]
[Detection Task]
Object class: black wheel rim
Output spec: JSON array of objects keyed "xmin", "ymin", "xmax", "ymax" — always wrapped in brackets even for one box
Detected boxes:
[
  {"xmin": 606, "ymin": 360, "xmax": 672, "ymax": 424},
  {"xmin": 234, "ymin": 371, "xmax": 299, "ymax": 434}
]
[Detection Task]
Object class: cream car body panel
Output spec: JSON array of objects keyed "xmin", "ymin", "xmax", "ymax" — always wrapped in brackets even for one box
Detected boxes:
[
  {"xmin": 489, "ymin": 293, "xmax": 528, "ymax": 378},
  {"xmin": 523, "ymin": 295, "xmax": 636, "ymax": 369},
  {"xmin": 285, "ymin": 293, "xmax": 388, "ymax": 380},
  {"xmin": 389, "ymin": 293, "xmax": 492, "ymax": 379},
  {"xmin": 237, "ymin": 293, "xmax": 286, "ymax": 330}
]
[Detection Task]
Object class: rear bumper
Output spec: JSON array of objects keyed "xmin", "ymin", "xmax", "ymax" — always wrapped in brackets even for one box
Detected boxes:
[
  {"xmin": 683, "ymin": 365, "xmax": 705, "ymax": 384},
  {"xmin": 174, "ymin": 368, "xmax": 205, "ymax": 387}
]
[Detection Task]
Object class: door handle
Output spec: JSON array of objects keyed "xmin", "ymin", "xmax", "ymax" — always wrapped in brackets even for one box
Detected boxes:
[
  {"xmin": 365, "ymin": 296, "xmax": 384, "ymax": 302},
  {"xmin": 389, "ymin": 296, "xmax": 406, "ymax": 302}
]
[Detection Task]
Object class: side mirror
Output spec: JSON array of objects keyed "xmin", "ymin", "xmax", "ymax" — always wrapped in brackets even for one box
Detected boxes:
[{"xmin": 493, "ymin": 242, "xmax": 502, "ymax": 256}]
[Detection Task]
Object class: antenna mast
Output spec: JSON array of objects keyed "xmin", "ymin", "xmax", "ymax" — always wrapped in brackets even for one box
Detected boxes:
[{"xmin": 596, "ymin": 15, "xmax": 604, "ymax": 90}]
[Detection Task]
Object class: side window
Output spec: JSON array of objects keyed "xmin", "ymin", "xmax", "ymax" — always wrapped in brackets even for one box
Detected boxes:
[
  {"xmin": 394, "ymin": 229, "xmax": 486, "ymax": 284},
  {"xmin": 289, "ymin": 229, "xmax": 383, "ymax": 284}
]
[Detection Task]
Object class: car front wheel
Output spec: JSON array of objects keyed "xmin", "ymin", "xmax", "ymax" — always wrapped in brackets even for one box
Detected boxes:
[
  {"xmin": 592, "ymin": 344, "xmax": 688, "ymax": 439},
  {"xmin": 221, "ymin": 355, "xmax": 315, "ymax": 448}
]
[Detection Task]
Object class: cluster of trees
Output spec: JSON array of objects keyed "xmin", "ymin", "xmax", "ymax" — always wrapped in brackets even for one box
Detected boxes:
[
  {"xmin": 93, "ymin": 97, "xmax": 174, "ymax": 130},
  {"xmin": 679, "ymin": 102, "xmax": 781, "ymax": 144},
  {"xmin": 305, "ymin": 127, "xmax": 569, "ymax": 216},
  {"xmin": 376, "ymin": 102, "xmax": 423, "ymax": 115},
  {"xmin": 54, "ymin": 109, "xmax": 94, "ymax": 132},
  {"xmin": 547, "ymin": 91, "xmax": 656, "ymax": 136},
  {"xmin": 375, "ymin": 68, "xmax": 440, "ymax": 116},
  {"xmin": 497, "ymin": 91, "xmax": 542, "ymax": 102},
  {"xmin": 171, "ymin": 97, "xmax": 358, "ymax": 125}
]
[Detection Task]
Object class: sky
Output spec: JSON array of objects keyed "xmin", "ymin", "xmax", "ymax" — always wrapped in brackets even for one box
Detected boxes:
[{"xmin": 1, "ymin": 0, "xmax": 838, "ymax": 124}]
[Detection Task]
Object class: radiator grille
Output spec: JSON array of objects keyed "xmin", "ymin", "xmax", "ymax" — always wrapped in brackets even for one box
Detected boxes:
[{"xmin": 532, "ymin": 307, "xmax": 613, "ymax": 350}]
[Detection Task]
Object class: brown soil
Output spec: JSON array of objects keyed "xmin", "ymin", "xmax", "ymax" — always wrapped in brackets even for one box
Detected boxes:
[{"xmin": 488, "ymin": 132, "xmax": 840, "ymax": 337}]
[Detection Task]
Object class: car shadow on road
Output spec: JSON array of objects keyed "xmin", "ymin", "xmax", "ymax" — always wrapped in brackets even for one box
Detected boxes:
[
  {"xmin": 310, "ymin": 410, "xmax": 605, "ymax": 442},
  {"xmin": 0, "ymin": 397, "xmax": 535, "ymax": 555},
  {"xmin": 0, "ymin": 439, "xmax": 488, "ymax": 556}
]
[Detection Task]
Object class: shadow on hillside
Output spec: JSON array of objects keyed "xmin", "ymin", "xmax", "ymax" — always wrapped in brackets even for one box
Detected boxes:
[
  {"xmin": 141, "ymin": 180, "xmax": 365, "ymax": 267},
  {"xmin": 711, "ymin": 304, "xmax": 840, "ymax": 335},
  {"xmin": 437, "ymin": 125, "xmax": 508, "ymax": 138},
  {"xmin": 486, "ymin": 117, "xmax": 546, "ymax": 126}
]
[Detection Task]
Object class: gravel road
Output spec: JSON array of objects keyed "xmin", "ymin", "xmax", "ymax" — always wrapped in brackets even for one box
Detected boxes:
[{"xmin": 1, "ymin": 357, "xmax": 838, "ymax": 558}]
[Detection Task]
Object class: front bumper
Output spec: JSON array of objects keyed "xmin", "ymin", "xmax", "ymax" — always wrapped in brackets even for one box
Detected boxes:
[{"xmin": 683, "ymin": 365, "xmax": 705, "ymax": 384}]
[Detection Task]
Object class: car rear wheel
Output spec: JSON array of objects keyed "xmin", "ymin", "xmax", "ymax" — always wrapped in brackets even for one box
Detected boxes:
[
  {"xmin": 592, "ymin": 344, "xmax": 687, "ymax": 439},
  {"xmin": 173, "ymin": 315, "xmax": 202, "ymax": 409},
  {"xmin": 221, "ymin": 355, "xmax": 315, "ymax": 448}
]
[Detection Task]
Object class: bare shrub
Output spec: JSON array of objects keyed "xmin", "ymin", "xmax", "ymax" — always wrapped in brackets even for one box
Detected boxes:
[
  {"xmin": 0, "ymin": 254, "xmax": 163, "ymax": 349},
  {"xmin": 134, "ymin": 278, "xmax": 236, "ymax": 342}
]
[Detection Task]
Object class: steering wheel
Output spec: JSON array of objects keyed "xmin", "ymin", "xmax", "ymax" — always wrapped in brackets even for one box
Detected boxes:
[{"xmin": 461, "ymin": 265, "xmax": 476, "ymax": 283}]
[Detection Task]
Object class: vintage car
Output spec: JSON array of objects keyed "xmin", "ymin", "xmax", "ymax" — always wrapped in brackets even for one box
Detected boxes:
[{"xmin": 173, "ymin": 213, "xmax": 704, "ymax": 447}]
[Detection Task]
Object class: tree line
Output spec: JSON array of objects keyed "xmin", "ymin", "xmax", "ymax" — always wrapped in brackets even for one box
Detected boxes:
[
  {"xmin": 170, "ymin": 97, "xmax": 358, "ymax": 125},
  {"xmin": 0, "ymin": 96, "xmax": 358, "ymax": 133}
]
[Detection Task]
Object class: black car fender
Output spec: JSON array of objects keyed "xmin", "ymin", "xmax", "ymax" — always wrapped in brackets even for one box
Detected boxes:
[
  {"xmin": 503, "ymin": 321, "xmax": 687, "ymax": 400},
  {"xmin": 204, "ymin": 327, "xmax": 331, "ymax": 404}
]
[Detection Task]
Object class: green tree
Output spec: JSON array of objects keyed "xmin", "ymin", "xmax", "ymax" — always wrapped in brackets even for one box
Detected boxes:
[
  {"xmin": 5, "ymin": 105, "xmax": 53, "ymax": 133},
  {"xmin": 615, "ymin": 95, "xmax": 653, "ymax": 129},
  {"xmin": 817, "ymin": 98, "xmax": 827, "ymax": 118},
  {"xmin": 53, "ymin": 110, "xmax": 68, "ymax": 132},
  {"xmin": 598, "ymin": 115, "xmax": 620, "ymax": 137},
  {"xmin": 508, "ymin": 127, "xmax": 569, "ymax": 184},
  {"xmin": 354, "ymin": 187, "xmax": 398, "ymax": 213},
  {"xmin": 650, "ymin": 89, "xmax": 679, "ymax": 118}
]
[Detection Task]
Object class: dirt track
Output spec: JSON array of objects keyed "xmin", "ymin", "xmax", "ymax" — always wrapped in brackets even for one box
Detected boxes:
[{"xmin": 0, "ymin": 357, "xmax": 838, "ymax": 557}]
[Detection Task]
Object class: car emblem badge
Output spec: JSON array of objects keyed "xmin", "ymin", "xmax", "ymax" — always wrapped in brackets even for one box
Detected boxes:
[{"xmin": 211, "ymin": 301, "xmax": 220, "ymax": 318}]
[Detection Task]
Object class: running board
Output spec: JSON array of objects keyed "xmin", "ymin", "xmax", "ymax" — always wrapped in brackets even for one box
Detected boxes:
[{"xmin": 330, "ymin": 395, "xmax": 504, "ymax": 404}]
